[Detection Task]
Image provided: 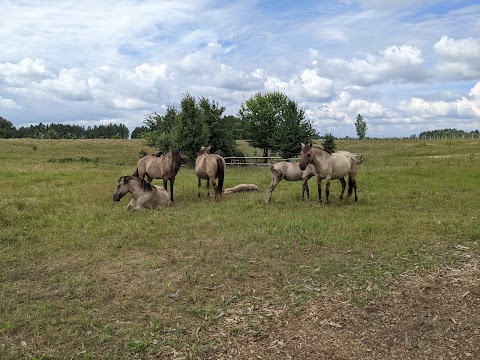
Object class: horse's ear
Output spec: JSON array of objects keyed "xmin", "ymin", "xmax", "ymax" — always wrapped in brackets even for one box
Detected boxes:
[
  {"xmin": 309, "ymin": 142, "xmax": 313, "ymax": 147},
  {"xmin": 206, "ymin": 145, "xmax": 211, "ymax": 152},
  {"xmin": 301, "ymin": 143, "xmax": 305, "ymax": 147}
]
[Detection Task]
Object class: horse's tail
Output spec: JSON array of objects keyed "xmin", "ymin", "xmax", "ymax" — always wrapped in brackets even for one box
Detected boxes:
[
  {"xmin": 216, "ymin": 157, "xmax": 225, "ymax": 194},
  {"xmin": 347, "ymin": 175, "xmax": 353, "ymax": 196},
  {"xmin": 171, "ymin": 149, "xmax": 182, "ymax": 174}
]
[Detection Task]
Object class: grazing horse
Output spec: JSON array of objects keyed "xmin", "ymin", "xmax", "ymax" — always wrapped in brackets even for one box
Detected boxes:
[
  {"xmin": 133, "ymin": 149, "xmax": 184, "ymax": 202},
  {"xmin": 113, "ymin": 176, "xmax": 171, "ymax": 210},
  {"xmin": 195, "ymin": 146, "xmax": 226, "ymax": 201},
  {"xmin": 299, "ymin": 143, "xmax": 358, "ymax": 205},
  {"xmin": 266, "ymin": 161, "xmax": 321, "ymax": 203}
]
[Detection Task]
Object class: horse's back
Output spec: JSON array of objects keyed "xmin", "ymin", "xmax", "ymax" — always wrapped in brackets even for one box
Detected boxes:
[{"xmin": 272, "ymin": 161, "xmax": 312, "ymax": 181}]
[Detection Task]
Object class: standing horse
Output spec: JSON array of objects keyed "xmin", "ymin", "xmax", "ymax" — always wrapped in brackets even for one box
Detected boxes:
[
  {"xmin": 195, "ymin": 146, "xmax": 226, "ymax": 201},
  {"xmin": 113, "ymin": 176, "xmax": 171, "ymax": 210},
  {"xmin": 266, "ymin": 161, "xmax": 321, "ymax": 203},
  {"xmin": 133, "ymin": 149, "xmax": 183, "ymax": 202},
  {"xmin": 299, "ymin": 143, "xmax": 358, "ymax": 205}
]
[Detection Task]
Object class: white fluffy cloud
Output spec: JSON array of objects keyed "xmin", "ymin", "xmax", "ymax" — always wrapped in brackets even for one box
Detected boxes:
[{"xmin": 434, "ymin": 36, "xmax": 480, "ymax": 79}]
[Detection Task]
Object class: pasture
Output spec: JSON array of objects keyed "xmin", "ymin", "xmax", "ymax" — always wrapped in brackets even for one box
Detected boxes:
[{"xmin": 1, "ymin": 138, "xmax": 479, "ymax": 359}]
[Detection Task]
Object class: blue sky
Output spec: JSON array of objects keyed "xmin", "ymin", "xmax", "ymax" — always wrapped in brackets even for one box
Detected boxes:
[{"xmin": 1, "ymin": 0, "xmax": 479, "ymax": 137}]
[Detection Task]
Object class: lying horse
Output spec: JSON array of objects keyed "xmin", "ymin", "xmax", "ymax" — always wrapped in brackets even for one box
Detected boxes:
[
  {"xmin": 266, "ymin": 161, "xmax": 320, "ymax": 203},
  {"xmin": 113, "ymin": 175, "xmax": 171, "ymax": 210},
  {"xmin": 195, "ymin": 146, "xmax": 226, "ymax": 201},
  {"xmin": 299, "ymin": 143, "xmax": 358, "ymax": 205},
  {"xmin": 133, "ymin": 149, "xmax": 184, "ymax": 202},
  {"xmin": 223, "ymin": 183, "xmax": 260, "ymax": 194}
]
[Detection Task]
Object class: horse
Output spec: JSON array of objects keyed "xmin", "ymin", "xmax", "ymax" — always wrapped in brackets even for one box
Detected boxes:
[
  {"xmin": 266, "ymin": 161, "xmax": 322, "ymax": 203},
  {"xmin": 195, "ymin": 146, "xmax": 226, "ymax": 201},
  {"xmin": 133, "ymin": 149, "xmax": 184, "ymax": 202},
  {"xmin": 299, "ymin": 143, "xmax": 358, "ymax": 205},
  {"xmin": 113, "ymin": 175, "xmax": 171, "ymax": 210},
  {"xmin": 223, "ymin": 183, "xmax": 260, "ymax": 194}
]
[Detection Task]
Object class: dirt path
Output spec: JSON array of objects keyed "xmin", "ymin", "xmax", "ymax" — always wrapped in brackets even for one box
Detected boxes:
[{"xmin": 216, "ymin": 250, "xmax": 479, "ymax": 359}]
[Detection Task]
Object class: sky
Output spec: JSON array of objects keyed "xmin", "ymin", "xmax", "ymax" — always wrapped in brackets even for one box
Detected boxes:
[{"xmin": 1, "ymin": 0, "xmax": 479, "ymax": 138}]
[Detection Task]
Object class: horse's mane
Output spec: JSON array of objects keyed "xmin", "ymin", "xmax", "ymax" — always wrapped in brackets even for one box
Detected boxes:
[
  {"xmin": 124, "ymin": 175, "xmax": 155, "ymax": 192},
  {"xmin": 170, "ymin": 149, "xmax": 182, "ymax": 174},
  {"xmin": 312, "ymin": 144, "xmax": 333, "ymax": 155}
]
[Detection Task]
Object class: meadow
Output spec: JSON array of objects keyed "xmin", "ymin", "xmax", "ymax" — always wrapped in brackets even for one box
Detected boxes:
[{"xmin": 1, "ymin": 138, "xmax": 479, "ymax": 359}]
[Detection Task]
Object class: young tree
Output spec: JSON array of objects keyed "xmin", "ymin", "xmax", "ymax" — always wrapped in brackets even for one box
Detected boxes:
[
  {"xmin": 355, "ymin": 114, "xmax": 368, "ymax": 140},
  {"xmin": 322, "ymin": 132, "xmax": 337, "ymax": 152}
]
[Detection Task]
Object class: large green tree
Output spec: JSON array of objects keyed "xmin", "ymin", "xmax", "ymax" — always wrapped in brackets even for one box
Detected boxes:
[
  {"xmin": 171, "ymin": 93, "xmax": 209, "ymax": 161},
  {"xmin": 239, "ymin": 91, "xmax": 316, "ymax": 159},
  {"xmin": 143, "ymin": 105, "xmax": 178, "ymax": 152},
  {"xmin": 270, "ymin": 99, "xmax": 317, "ymax": 158},
  {"xmin": 0, "ymin": 117, "xmax": 15, "ymax": 138}
]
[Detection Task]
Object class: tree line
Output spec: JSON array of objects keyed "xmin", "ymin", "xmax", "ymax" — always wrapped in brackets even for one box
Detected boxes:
[
  {"xmin": 0, "ymin": 118, "xmax": 130, "ymax": 139},
  {"xmin": 418, "ymin": 128, "xmax": 480, "ymax": 139}
]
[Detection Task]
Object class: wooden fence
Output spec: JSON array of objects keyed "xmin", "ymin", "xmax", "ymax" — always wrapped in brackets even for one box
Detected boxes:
[{"xmin": 224, "ymin": 154, "xmax": 363, "ymax": 166}]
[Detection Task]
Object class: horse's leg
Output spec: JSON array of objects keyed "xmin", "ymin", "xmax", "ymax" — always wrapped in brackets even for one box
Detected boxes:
[
  {"xmin": 317, "ymin": 178, "xmax": 322, "ymax": 204},
  {"xmin": 266, "ymin": 176, "xmax": 281, "ymax": 203},
  {"xmin": 211, "ymin": 177, "xmax": 219, "ymax": 201},
  {"xmin": 146, "ymin": 174, "xmax": 153, "ymax": 183},
  {"xmin": 197, "ymin": 177, "xmax": 202, "ymax": 198},
  {"xmin": 302, "ymin": 180, "xmax": 310, "ymax": 200},
  {"xmin": 206, "ymin": 179, "xmax": 211, "ymax": 198},
  {"xmin": 339, "ymin": 177, "xmax": 346, "ymax": 200},
  {"xmin": 325, "ymin": 178, "xmax": 331, "ymax": 205},
  {"xmin": 169, "ymin": 178, "xmax": 175, "ymax": 202},
  {"xmin": 164, "ymin": 178, "xmax": 173, "ymax": 202}
]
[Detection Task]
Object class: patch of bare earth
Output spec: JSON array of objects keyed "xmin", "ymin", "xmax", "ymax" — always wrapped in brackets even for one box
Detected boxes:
[{"xmin": 215, "ymin": 249, "xmax": 479, "ymax": 359}]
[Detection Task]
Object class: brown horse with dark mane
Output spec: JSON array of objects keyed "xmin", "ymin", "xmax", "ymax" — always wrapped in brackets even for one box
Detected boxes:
[
  {"xmin": 133, "ymin": 149, "xmax": 184, "ymax": 202},
  {"xmin": 195, "ymin": 146, "xmax": 226, "ymax": 201}
]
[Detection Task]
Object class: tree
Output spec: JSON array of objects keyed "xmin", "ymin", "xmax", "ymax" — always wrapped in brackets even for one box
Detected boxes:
[
  {"xmin": 270, "ymin": 100, "xmax": 317, "ymax": 158},
  {"xmin": 171, "ymin": 93, "xmax": 209, "ymax": 161},
  {"xmin": 322, "ymin": 132, "xmax": 337, "ymax": 152},
  {"xmin": 199, "ymin": 97, "xmax": 238, "ymax": 157},
  {"xmin": 0, "ymin": 117, "xmax": 15, "ymax": 138},
  {"xmin": 239, "ymin": 91, "xmax": 315, "ymax": 159},
  {"xmin": 131, "ymin": 126, "xmax": 149, "ymax": 139},
  {"xmin": 143, "ymin": 105, "xmax": 178, "ymax": 152},
  {"xmin": 355, "ymin": 114, "xmax": 368, "ymax": 140}
]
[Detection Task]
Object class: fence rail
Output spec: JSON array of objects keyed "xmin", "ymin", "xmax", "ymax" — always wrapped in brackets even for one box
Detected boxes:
[{"xmin": 225, "ymin": 154, "xmax": 363, "ymax": 166}]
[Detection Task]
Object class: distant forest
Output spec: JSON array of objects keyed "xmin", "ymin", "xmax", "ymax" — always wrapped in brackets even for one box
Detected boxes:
[
  {"xmin": 418, "ymin": 128, "xmax": 479, "ymax": 139},
  {"xmin": 0, "ymin": 118, "xmax": 129, "ymax": 139}
]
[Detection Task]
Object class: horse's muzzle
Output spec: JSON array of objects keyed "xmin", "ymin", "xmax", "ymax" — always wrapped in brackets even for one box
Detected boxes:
[
  {"xmin": 299, "ymin": 163, "xmax": 306, "ymax": 171},
  {"xmin": 113, "ymin": 193, "xmax": 121, "ymax": 202}
]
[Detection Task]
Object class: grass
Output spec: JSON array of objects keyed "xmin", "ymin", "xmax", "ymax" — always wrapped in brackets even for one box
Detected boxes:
[{"xmin": 1, "ymin": 138, "xmax": 479, "ymax": 359}]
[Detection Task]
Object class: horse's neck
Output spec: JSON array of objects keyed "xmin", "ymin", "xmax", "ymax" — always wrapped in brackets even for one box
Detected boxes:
[{"xmin": 312, "ymin": 148, "xmax": 331, "ymax": 168}]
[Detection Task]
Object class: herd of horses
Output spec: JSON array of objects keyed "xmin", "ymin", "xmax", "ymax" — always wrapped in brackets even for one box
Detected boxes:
[{"xmin": 112, "ymin": 143, "xmax": 358, "ymax": 210}]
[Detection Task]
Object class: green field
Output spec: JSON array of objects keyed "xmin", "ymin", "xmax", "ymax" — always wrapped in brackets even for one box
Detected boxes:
[{"xmin": 1, "ymin": 138, "xmax": 479, "ymax": 359}]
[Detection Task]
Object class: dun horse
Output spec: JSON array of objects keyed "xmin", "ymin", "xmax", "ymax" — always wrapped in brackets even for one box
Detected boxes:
[
  {"xmin": 113, "ymin": 176, "xmax": 171, "ymax": 210},
  {"xmin": 195, "ymin": 146, "xmax": 226, "ymax": 201},
  {"xmin": 299, "ymin": 143, "xmax": 358, "ymax": 205},
  {"xmin": 266, "ymin": 161, "xmax": 320, "ymax": 203},
  {"xmin": 133, "ymin": 149, "xmax": 183, "ymax": 202}
]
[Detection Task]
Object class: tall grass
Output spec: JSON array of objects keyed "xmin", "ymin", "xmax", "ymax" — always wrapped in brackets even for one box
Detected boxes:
[{"xmin": 1, "ymin": 138, "xmax": 479, "ymax": 359}]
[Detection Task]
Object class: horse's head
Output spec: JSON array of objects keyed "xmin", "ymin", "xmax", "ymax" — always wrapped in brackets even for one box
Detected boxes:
[
  {"xmin": 197, "ymin": 145, "xmax": 211, "ymax": 157},
  {"xmin": 113, "ymin": 176, "xmax": 131, "ymax": 202},
  {"xmin": 299, "ymin": 142, "xmax": 313, "ymax": 170}
]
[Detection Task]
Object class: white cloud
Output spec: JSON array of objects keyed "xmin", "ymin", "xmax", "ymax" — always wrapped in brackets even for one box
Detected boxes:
[{"xmin": 434, "ymin": 36, "xmax": 480, "ymax": 79}]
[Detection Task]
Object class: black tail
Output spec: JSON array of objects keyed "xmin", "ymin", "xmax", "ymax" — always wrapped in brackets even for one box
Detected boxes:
[
  {"xmin": 133, "ymin": 168, "xmax": 139, "ymax": 177},
  {"xmin": 216, "ymin": 158, "xmax": 224, "ymax": 194},
  {"xmin": 347, "ymin": 175, "xmax": 353, "ymax": 197}
]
